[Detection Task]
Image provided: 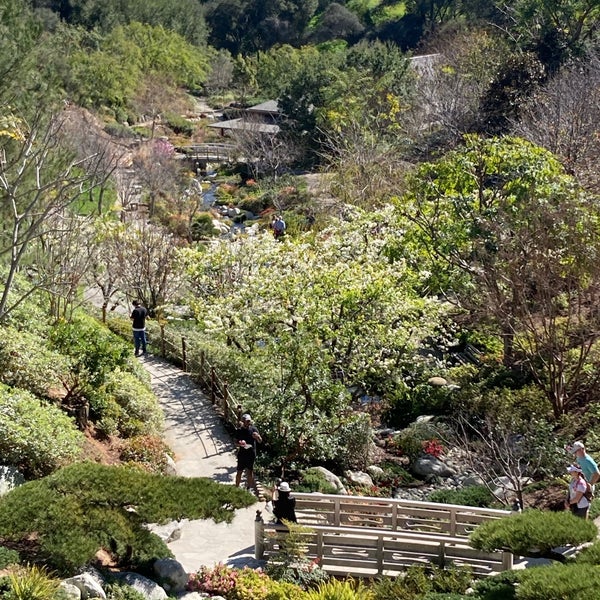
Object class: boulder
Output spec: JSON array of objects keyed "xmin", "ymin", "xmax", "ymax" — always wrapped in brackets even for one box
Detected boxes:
[
  {"xmin": 411, "ymin": 455, "xmax": 457, "ymax": 479},
  {"xmin": 154, "ymin": 557, "xmax": 188, "ymax": 593},
  {"xmin": 164, "ymin": 453, "xmax": 177, "ymax": 476},
  {"xmin": 492, "ymin": 476, "xmax": 532, "ymax": 501},
  {"xmin": 62, "ymin": 573, "xmax": 106, "ymax": 599},
  {"xmin": 366, "ymin": 465, "xmax": 384, "ymax": 479},
  {"xmin": 114, "ymin": 572, "xmax": 167, "ymax": 600},
  {"xmin": 0, "ymin": 465, "xmax": 25, "ymax": 496},
  {"xmin": 309, "ymin": 466, "xmax": 347, "ymax": 494},
  {"xmin": 58, "ymin": 582, "xmax": 82, "ymax": 600},
  {"xmin": 345, "ymin": 470, "xmax": 374, "ymax": 487}
]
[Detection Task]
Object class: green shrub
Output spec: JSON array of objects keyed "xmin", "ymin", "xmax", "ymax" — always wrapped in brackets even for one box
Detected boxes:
[
  {"xmin": 297, "ymin": 468, "xmax": 338, "ymax": 494},
  {"xmin": 0, "ymin": 385, "xmax": 84, "ymax": 478},
  {"xmin": 0, "ymin": 327, "xmax": 68, "ymax": 399},
  {"xmin": 304, "ymin": 578, "xmax": 373, "ymax": 600},
  {"xmin": 470, "ymin": 510, "xmax": 597, "ymax": 558},
  {"xmin": 191, "ymin": 213, "xmax": 219, "ymax": 240},
  {"xmin": 573, "ymin": 540, "xmax": 600, "ymax": 565},
  {"xmin": 164, "ymin": 112, "xmax": 195, "ymax": 136},
  {"xmin": 0, "ymin": 463, "xmax": 255, "ymax": 575},
  {"xmin": 103, "ymin": 122, "xmax": 137, "ymax": 139},
  {"xmin": 0, "ymin": 546, "xmax": 20, "ymax": 569},
  {"xmin": 428, "ymin": 485, "xmax": 495, "ymax": 508},
  {"xmin": 5, "ymin": 565, "xmax": 60, "ymax": 600},
  {"xmin": 104, "ymin": 581, "xmax": 147, "ymax": 600},
  {"xmin": 231, "ymin": 567, "xmax": 305, "ymax": 600},
  {"xmin": 517, "ymin": 563, "xmax": 600, "ymax": 599},
  {"xmin": 422, "ymin": 595, "xmax": 471, "ymax": 600},
  {"xmin": 102, "ymin": 370, "xmax": 162, "ymax": 437},
  {"xmin": 470, "ymin": 570, "xmax": 518, "ymax": 600},
  {"xmin": 119, "ymin": 435, "xmax": 171, "ymax": 474}
]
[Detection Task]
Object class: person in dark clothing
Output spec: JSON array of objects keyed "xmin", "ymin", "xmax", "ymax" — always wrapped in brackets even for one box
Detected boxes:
[
  {"xmin": 234, "ymin": 414, "xmax": 262, "ymax": 489},
  {"xmin": 273, "ymin": 481, "xmax": 297, "ymax": 524},
  {"xmin": 130, "ymin": 300, "xmax": 148, "ymax": 356}
]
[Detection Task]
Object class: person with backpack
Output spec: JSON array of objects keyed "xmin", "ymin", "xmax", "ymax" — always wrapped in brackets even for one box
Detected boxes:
[
  {"xmin": 567, "ymin": 440, "xmax": 600, "ymax": 489},
  {"xmin": 130, "ymin": 300, "xmax": 148, "ymax": 357},
  {"xmin": 565, "ymin": 464, "xmax": 591, "ymax": 518}
]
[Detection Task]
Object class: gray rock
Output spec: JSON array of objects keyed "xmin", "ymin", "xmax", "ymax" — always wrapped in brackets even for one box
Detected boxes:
[
  {"xmin": 164, "ymin": 453, "xmax": 178, "ymax": 476},
  {"xmin": 492, "ymin": 476, "xmax": 532, "ymax": 501},
  {"xmin": 415, "ymin": 415, "xmax": 436, "ymax": 424},
  {"xmin": 412, "ymin": 455, "xmax": 457, "ymax": 479},
  {"xmin": 154, "ymin": 557, "xmax": 188, "ymax": 592},
  {"xmin": 366, "ymin": 465, "xmax": 384, "ymax": 479},
  {"xmin": 148, "ymin": 520, "xmax": 184, "ymax": 543},
  {"xmin": 63, "ymin": 573, "xmax": 106, "ymax": 599},
  {"xmin": 58, "ymin": 582, "xmax": 82, "ymax": 600},
  {"xmin": 462, "ymin": 473, "xmax": 485, "ymax": 487},
  {"xmin": 345, "ymin": 470, "xmax": 374, "ymax": 487},
  {"xmin": 0, "ymin": 465, "xmax": 25, "ymax": 496},
  {"xmin": 308, "ymin": 466, "xmax": 347, "ymax": 494},
  {"xmin": 114, "ymin": 572, "xmax": 167, "ymax": 600}
]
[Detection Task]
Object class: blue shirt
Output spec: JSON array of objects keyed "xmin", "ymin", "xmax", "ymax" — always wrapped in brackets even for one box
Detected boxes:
[{"xmin": 576, "ymin": 454, "xmax": 600, "ymax": 483}]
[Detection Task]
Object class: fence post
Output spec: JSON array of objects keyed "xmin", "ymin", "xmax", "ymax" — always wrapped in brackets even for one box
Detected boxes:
[
  {"xmin": 181, "ymin": 337, "xmax": 187, "ymax": 372},
  {"xmin": 223, "ymin": 382, "xmax": 229, "ymax": 422},
  {"xmin": 502, "ymin": 551, "xmax": 514, "ymax": 571},
  {"xmin": 255, "ymin": 511, "xmax": 265, "ymax": 559},
  {"xmin": 160, "ymin": 323, "xmax": 166, "ymax": 358},
  {"xmin": 211, "ymin": 366, "xmax": 217, "ymax": 405}
]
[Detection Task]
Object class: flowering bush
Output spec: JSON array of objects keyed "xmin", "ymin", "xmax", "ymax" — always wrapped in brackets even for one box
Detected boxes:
[
  {"xmin": 187, "ymin": 563, "xmax": 238, "ymax": 596},
  {"xmin": 422, "ymin": 439, "xmax": 444, "ymax": 458}
]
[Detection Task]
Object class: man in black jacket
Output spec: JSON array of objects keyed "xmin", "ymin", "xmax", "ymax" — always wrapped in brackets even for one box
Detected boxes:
[{"xmin": 130, "ymin": 300, "xmax": 148, "ymax": 356}]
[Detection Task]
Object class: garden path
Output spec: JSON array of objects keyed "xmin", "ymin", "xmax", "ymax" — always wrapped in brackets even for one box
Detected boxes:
[{"xmin": 139, "ymin": 354, "xmax": 266, "ymax": 573}]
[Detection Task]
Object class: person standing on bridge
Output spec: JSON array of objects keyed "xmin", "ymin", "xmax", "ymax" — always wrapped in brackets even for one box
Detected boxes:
[
  {"xmin": 234, "ymin": 414, "xmax": 262, "ymax": 490},
  {"xmin": 130, "ymin": 299, "xmax": 148, "ymax": 357}
]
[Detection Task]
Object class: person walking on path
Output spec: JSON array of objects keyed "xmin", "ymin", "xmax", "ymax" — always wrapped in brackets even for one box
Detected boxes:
[
  {"xmin": 273, "ymin": 481, "xmax": 297, "ymax": 525},
  {"xmin": 130, "ymin": 300, "xmax": 148, "ymax": 356},
  {"xmin": 567, "ymin": 441, "xmax": 600, "ymax": 488},
  {"xmin": 271, "ymin": 215, "xmax": 286, "ymax": 240},
  {"xmin": 565, "ymin": 464, "xmax": 591, "ymax": 519},
  {"xmin": 234, "ymin": 414, "xmax": 262, "ymax": 490}
]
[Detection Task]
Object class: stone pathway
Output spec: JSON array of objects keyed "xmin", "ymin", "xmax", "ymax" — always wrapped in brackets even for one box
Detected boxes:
[{"xmin": 140, "ymin": 354, "xmax": 265, "ymax": 573}]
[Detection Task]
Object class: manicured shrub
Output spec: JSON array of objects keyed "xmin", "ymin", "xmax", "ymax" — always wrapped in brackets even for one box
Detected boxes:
[
  {"xmin": 119, "ymin": 435, "xmax": 171, "ymax": 474},
  {"xmin": 104, "ymin": 581, "xmax": 147, "ymax": 600},
  {"xmin": 0, "ymin": 327, "xmax": 68, "ymax": 399},
  {"xmin": 428, "ymin": 485, "xmax": 495, "ymax": 508},
  {"xmin": 573, "ymin": 540, "xmax": 600, "ymax": 565},
  {"xmin": 0, "ymin": 463, "xmax": 254, "ymax": 575},
  {"xmin": 0, "ymin": 385, "xmax": 84, "ymax": 478},
  {"xmin": 164, "ymin": 112, "xmax": 195, "ymax": 136},
  {"xmin": 4, "ymin": 565, "xmax": 60, "ymax": 600},
  {"xmin": 470, "ymin": 570, "xmax": 518, "ymax": 600},
  {"xmin": 231, "ymin": 567, "xmax": 305, "ymax": 600},
  {"xmin": 102, "ymin": 370, "xmax": 162, "ymax": 437},
  {"xmin": 517, "ymin": 563, "xmax": 600, "ymax": 599},
  {"xmin": 470, "ymin": 510, "xmax": 597, "ymax": 559},
  {"xmin": 297, "ymin": 468, "xmax": 338, "ymax": 494}
]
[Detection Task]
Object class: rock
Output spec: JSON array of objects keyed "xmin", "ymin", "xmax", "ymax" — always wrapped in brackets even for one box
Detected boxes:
[
  {"xmin": 164, "ymin": 453, "xmax": 177, "ymax": 476},
  {"xmin": 154, "ymin": 557, "xmax": 188, "ymax": 593},
  {"xmin": 62, "ymin": 573, "xmax": 106, "ymax": 599},
  {"xmin": 415, "ymin": 415, "xmax": 435, "ymax": 424},
  {"xmin": 492, "ymin": 476, "xmax": 532, "ymax": 501},
  {"xmin": 411, "ymin": 455, "xmax": 457, "ymax": 479},
  {"xmin": 148, "ymin": 520, "xmax": 185, "ymax": 543},
  {"xmin": 308, "ymin": 466, "xmax": 347, "ymax": 494},
  {"xmin": 58, "ymin": 582, "xmax": 82, "ymax": 600},
  {"xmin": 178, "ymin": 593, "xmax": 214, "ymax": 599},
  {"xmin": 113, "ymin": 572, "xmax": 167, "ymax": 600},
  {"xmin": 0, "ymin": 465, "xmax": 25, "ymax": 496},
  {"xmin": 345, "ymin": 470, "xmax": 374, "ymax": 487},
  {"xmin": 366, "ymin": 465, "xmax": 384, "ymax": 479},
  {"xmin": 427, "ymin": 376, "xmax": 448, "ymax": 387},
  {"xmin": 462, "ymin": 473, "xmax": 484, "ymax": 487}
]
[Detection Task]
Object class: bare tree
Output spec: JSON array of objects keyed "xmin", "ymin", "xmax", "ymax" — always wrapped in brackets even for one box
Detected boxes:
[
  {"xmin": 0, "ymin": 110, "xmax": 112, "ymax": 322},
  {"xmin": 514, "ymin": 53, "xmax": 600, "ymax": 193}
]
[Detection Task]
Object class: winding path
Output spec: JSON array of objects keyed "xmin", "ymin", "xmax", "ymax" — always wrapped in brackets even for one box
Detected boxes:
[{"xmin": 140, "ymin": 354, "xmax": 265, "ymax": 572}]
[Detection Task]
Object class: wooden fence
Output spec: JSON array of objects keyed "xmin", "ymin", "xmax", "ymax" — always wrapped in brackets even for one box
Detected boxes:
[{"xmin": 256, "ymin": 494, "xmax": 513, "ymax": 577}]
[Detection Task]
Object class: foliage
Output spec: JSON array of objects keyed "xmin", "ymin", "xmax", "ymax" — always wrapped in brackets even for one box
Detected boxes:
[
  {"xmin": 470, "ymin": 570, "xmax": 519, "ymax": 600},
  {"xmin": 266, "ymin": 521, "xmax": 329, "ymax": 589},
  {"xmin": 119, "ymin": 435, "xmax": 172, "ymax": 474},
  {"xmin": 0, "ymin": 463, "xmax": 255, "ymax": 575},
  {"xmin": 428, "ymin": 485, "xmax": 495, "ymax": 508},
  {"xmin": 296, "ymin": 468, "xmax": 338, "ymax": 494},
  {"xmin": 164, "ymin": 112, "xmax": 195, "ymax": 136},
  {"xmin": 469, "ymin": 510, "xmax": 597, "ymax": 559},
  {"xmin": 516, "ymin": 563, "xmax": 600, "ymax": 599},
  {"xmin": 0, "ymin": 546, "xmax": 20, "ymax": 569},
  {"xmin": 104, "ymin": 581, "xmax": 148, "ymax": 600},
  {"xmin": 0, "ymin": 327, "xmax": 68, "ymax": 400},
  {"xmin": 188, "ymin": 563, "xmax": 239, "ymax": 596},
  {"xmin": 304, "ymin": 577, "xmax": 373, "ymax": 600},
  {"xmin": 0, "ymin": 385, "xmax": 84, "ymax": 478},
  {"xmin": 4, "ymin": 565, "xmax": 60, "ymax": 600}
]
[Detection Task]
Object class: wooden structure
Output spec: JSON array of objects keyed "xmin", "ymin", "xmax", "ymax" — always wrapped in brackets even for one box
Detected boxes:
[{"xmin": 256, "ymin": 493, "xmax": 513, "ymax": 577}]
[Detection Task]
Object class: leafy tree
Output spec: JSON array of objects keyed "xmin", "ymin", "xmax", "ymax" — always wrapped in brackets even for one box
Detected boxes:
[
  {"xmin": 396, "ymin": 135, "xmax": 600, "ymax": 417},
  {"xmin": 309, "ymin": 2, "xmax": 365, "ymax": 43}
]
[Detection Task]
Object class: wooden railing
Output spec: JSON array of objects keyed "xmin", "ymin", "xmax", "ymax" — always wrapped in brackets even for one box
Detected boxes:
[{"xmin": 256, "ymin": 494, "xmax": 513, "ymax": 577}]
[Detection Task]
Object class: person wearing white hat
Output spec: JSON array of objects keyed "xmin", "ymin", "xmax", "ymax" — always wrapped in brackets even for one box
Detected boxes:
[
  {"xmin": 234, "ymin": 414, "xmax": 262, "ymax": 490},
  {"xmin": 567, "ymin": 441, "xmax": 600, "ymax": 487},
  {"xmin": 565, "ymin": 464, "xmax": 590, "ymax": 519},
  {"xmin": 273, "ymin": 481, "xmax": 297, "ymax": 525}
]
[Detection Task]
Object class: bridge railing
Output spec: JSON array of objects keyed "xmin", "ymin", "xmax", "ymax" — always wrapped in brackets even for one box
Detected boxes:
[{"xmin": 256, "ymin": 494, "xmax": 513, "ymax": 577}]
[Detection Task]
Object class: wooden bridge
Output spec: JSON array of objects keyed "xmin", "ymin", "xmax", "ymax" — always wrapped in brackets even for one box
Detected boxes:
[
  {"xmin": 176, "ymin": 143, "xmax": 237, "ymax": 163},
  {"xmin": 255, "ymin": 493, "xmax": 513, "ymax": 578}
]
